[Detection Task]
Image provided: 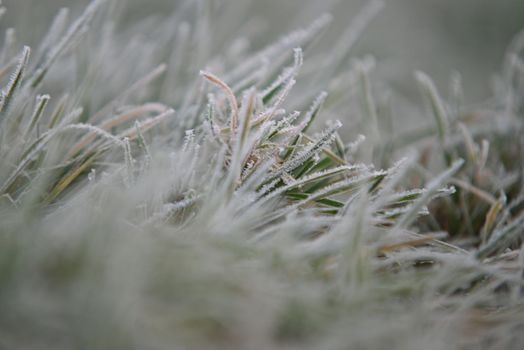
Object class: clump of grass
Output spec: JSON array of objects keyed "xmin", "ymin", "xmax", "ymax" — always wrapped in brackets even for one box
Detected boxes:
[{"xmin": 0, "ymin": 1, "xmax": 523, "ymax": 349}]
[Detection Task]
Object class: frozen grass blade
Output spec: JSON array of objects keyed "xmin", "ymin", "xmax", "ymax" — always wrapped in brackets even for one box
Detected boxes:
[
  {"xmin": 260, "ymin": 47, "xmax": 303, "ymax": 105},
  {"xmin": 65, "ymin": 103, "xmax": 168, "ymax": 160},
  {"xmin": 45, "ymin": 154, "xmax": 96, "ymax": 203},
  {"xmin": 262, "ymin": 120, "xmax": 342, "ymax": 186},
  {"xmin": 477, "ymin": 211, "xmax": 524, "ymax": 259},
  {"xmin": 201, "ymin": 71, "xmax": 239, "ymax": 134},
  {"xmin": 28, "ymin": 0, "xmax": 105, "ymax": 88},
  {"xmin": 290, "ymin": 170, "xmax": 387, "ymax": 208},
  {"xmin": 0, "ymin": 123, "xmax": 125, "ymax": 195},
  {"xmin": 134, "ymin": 121, "xmax": 151, "ymax": 170},
  {"xmin": 0, "ymin": 46, "xmax": 30, "ymax": 121},
  {"xmin": 119, "ymin": 108, "xmax": 174, "ymax": 140},
  {"xmin": 415, "ymin": 71, "xmax": 450, "ymax": 146},
  {"xmin": 90, "ymin": 64, "xmax": 167, "ymax": 123},
  {"xmin": 395, "ymin": 159, "xmax": 464, "ymax": 229},
  {"xmin": 229, "ymin": 87, "xmax": 256, "ymax": 193},
  {"xmin": 261, "ymin": 164, "xmax": 364, "ymax": 202},
  {"xmin": 282, "ymin": 91, "xmax": 327, "ymax": 161},
  {"xmin": 481, "ymin": 196, "xmax": 505, "ymax": 244},
  {"xmin": 357, "ymin": 57, "xmax": 380, "ymax": 142},
  {"xmin": 23, "ymin": 94, "xmax": 50, "ymax": 139},
  {"xmin": 225, "ymin": 13, "xmax": 332, "ymax": 83},
  {"xmin": 123, "ymin": 137, "xmax": 134, "ymax": 187}
]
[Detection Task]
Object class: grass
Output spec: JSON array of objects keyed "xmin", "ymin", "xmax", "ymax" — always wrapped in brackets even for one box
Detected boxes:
[{"xmin": 0, "ymin": 0, "xmax": 523, "ymax": 349}]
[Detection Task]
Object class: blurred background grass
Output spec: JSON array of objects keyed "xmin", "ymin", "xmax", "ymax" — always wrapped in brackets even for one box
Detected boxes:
[{"xmin": 2, "ymin": 0, "xmax": 524, "ymax": 102}]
